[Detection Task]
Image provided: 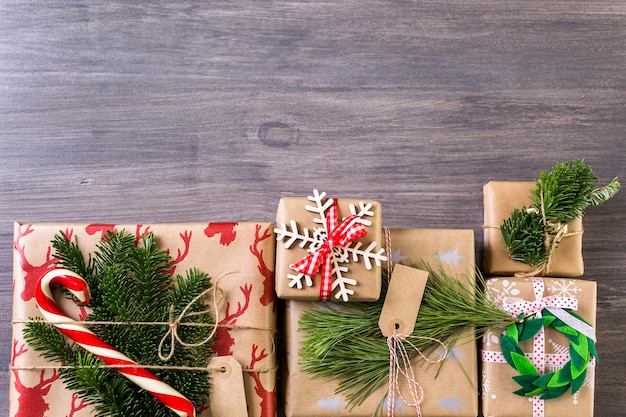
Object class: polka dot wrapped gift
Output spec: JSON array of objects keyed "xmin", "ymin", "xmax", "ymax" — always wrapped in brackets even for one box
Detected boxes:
[{"xmin": 481, "ymin": 277, "xmax": 597, "ymax": 417}]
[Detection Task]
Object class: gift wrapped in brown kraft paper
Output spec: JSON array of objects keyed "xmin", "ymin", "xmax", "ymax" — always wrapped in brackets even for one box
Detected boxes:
[
  {"xmin": 10, "ymin": 222, "xmax": 277, "ymax": 417},
  {"xmin": 275, "ymin": 190, "xmax": 386, "ymax": 302},
  {"xmin": 483, "ymin": 181, "xmax": 584, "ymax": 277},
  {"xmin": 481, "ymin": 277, "xmax": 596, "ymax": 417},
  {"xmin": 282, "ymin": 228, "xmax": 478, "ymax": 417}
]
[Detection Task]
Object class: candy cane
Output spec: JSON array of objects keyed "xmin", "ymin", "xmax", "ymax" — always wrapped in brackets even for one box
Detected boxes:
[{"xmin": 35, "ymin": 268, "xmax": 196, "ymax": 417}]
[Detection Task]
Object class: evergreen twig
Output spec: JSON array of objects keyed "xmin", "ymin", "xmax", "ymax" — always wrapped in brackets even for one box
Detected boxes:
[
  {"xmin": 501, "ymin": 159, "xmax": 620, "ymax": 269},
  {"xmin": 298, "ymin": 262, "xmax": 516, "ymax": 414},
  {"xmin": 24, "ymin": 230, "xmax": 214, "ymax": 417}
]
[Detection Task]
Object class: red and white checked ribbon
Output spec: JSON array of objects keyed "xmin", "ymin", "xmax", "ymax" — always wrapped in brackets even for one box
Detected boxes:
[
  {"xmin": 484, "ymin": 277, "xmax": 594, "ymax": 417},
  {"xmin": 386, "ymin": 333, "xmax": 447, "ymax": 417},
  {"xmin": 290, "ymin": 199, "xmax": 367, "ymax": 301},
  {"xmin": 35, "ymin": 268, "xmax": 196, "ymax": 417}
]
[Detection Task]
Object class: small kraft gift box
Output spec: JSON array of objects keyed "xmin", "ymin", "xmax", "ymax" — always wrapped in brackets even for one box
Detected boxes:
[
  {"xmin": 10, "ymin": 222, "xmax": 277, "ymax": 417},
  {"xmin": 483, "ymin": 181, "xmax": 584, "ymax": 277},
  {"xmin": 282, "ymin": 228, "xmax": 479, "ymax": 417},
  {"xmin": 481, "ymin": 276, "xmax": 597, "ymax": 417},
  {"xmin": 274, "ymin": 189, "xmax": 387, "ymax": 302}
]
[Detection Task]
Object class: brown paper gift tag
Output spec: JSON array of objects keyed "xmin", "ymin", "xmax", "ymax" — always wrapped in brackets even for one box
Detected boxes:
[
  {"xmin": 481, "ymin": 277, "xmax": 596, "ymax": 417},
  {"xmin": 275, "ymin": 192, "xmax": 384, "ymax": 302},
  {"xmin": 378, "ymin": 265, "xmax": 428, "ymax": 337},
  {"xmin": 483, "ymin": 181, "xmax": 584, "ymax": 277},
  {"xmin": 282, "ymin": 228, "xmax": 478, "ymax": 417},
  {"xmin": 208, "ymin": 356, "xmax": 248, "ymax": 417},
  {"xmin": 11, "ymin": 222, "xmax": 277, "ymax": 417}
]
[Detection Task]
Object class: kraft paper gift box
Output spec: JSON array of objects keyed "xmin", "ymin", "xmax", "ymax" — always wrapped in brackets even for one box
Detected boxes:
[
  {"xmin": 10, "ymin": 222, "xmax": 277, "ymax": 417},
  {"xmin": 483, "ymin": 181, "xmax": 584, "ymax": 277},
  {"xmin": 481, "ymin": 277, "xmax": 596, "ymax": 417},
  {"xmin": 282, "ymin": 228, "xmax": 479, "ymax": 417},
  {"xmin": 275, "ymin": 191, "xmax": 385, "ymax": 302}
]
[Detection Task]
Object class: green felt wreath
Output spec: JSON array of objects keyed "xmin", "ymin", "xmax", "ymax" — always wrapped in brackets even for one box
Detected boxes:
[{"xmin": 500, "ymin": 309, "xmax": 598, "ymax": 400}]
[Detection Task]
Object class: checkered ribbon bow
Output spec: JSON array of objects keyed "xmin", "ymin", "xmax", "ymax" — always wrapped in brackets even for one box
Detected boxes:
[{"xmin": 290, "ymin": 199, "xmax": 367, "ymax": 301}]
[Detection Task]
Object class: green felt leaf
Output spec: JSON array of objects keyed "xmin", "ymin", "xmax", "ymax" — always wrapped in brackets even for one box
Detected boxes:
[
  {"xmin": 557, "ymin": 362, "xmax": 572, "ymax": 384},
  {"xmin": 500, "ymin": 333, "xmax": 524, "ymax": 364},
  {"xmin": 554, "ymin": 324, "xmax": 577, "ymax": 336},
  {"xmin": 589, "ymin": 339, "xmax": 599, "ymax": 362},
  {"xmin": 506, "ymin": 322, "xmax": 520, "ymax": 341},
  {"xmin": 542, "ymin": 315, "xmax": 556, "ymax": 327},
  {"xmin": 571, "ymin": 367, "xmax": 587, "ymax": 394},
  {"xmin": 519, "ymin": 318, "xmax": 545, "ymax": 341},
  {"xmin": 570, "ymin": 346, "xmax": 587, "ymax": 379},
  {"xmin": 546, "ymin": 371, "xmax": 569, "ymax": 388},
  {"xmin": 540, "ymin": 385, "xmax": 570, "ymax": 400},
  {"xmin": 532, "ymin": 373, "xmax": 553, "ymax": 389},
  {"xmin": 526, "ymin": 386, "xmax": 547, "ymax": 397},
  {"xmin": 511, "ymin": 352, "xmax": 538, "ymax": 376},
  {"xmin": 513, "ymin": 373, "xmax": 539, "ymax": 387},
  {"xmin": 571, "ymin": 332, "xmax": 589, "ymax": 359},
  {"xmin": 514, "ymin": 386, "xmax": 545, "ymax": 397},
  {"xmin": 563, "ymin": 331, "xmax": 580, "ymax": 343}
]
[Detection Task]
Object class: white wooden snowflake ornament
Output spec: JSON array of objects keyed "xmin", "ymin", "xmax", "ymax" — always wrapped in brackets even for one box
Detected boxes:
[{"xmin": 274, "ymin": 189, "xmax": 387, "ymax": 301}]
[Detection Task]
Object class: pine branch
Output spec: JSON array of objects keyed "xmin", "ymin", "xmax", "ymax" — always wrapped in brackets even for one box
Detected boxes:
[
  {"xmin": 24, "ymin": 230, "xmax": 213, "ymax": 417},
  {"xmin": 500, "ymin": 208, "xmax": 548, "ymax": 268},
  {"xmin": 502, "ymin": 160, "xmax": 620, "ymax": 268},
  {"xmin": 298, "ymin": 262, "xmax": 515, "ymax": 413},
  {"xmin": 587, "ymin": 177, "xmax": 621, "ymax": 206}
]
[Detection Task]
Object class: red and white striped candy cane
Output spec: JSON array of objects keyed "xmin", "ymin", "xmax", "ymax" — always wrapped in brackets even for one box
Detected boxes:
[{"xmin": 35, "ymin": 268, "xmax": 196, "ymax": 417}]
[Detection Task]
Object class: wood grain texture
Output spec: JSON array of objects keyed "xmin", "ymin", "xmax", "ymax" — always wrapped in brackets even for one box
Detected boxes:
[{"xmin": 1, "ymin": 2, "xmax": 624, "ymax": 416}]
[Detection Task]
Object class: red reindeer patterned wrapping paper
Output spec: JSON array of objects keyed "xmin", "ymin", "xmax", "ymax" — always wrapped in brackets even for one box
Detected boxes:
[
  {"xmin": 10, "ymin": 222, "xmax": 277, "ymax": 417},
  {"xmin": 282, "ymin": 228, "xmax": 478, "ymax": 417}
]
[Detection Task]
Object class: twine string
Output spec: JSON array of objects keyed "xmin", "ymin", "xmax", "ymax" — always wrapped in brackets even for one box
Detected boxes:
[
  {"xmin": 386, "ymin": 333, "xmax": 448, "ymax": 417},
  {"xmin": 384, "ymin": 226, "xmax": 393, "ymax": 282},
  {"xmin": 483, "ymin": 182, "xmax": 583, "ymax": 276},
  {"xmin": 14, "ymin": 269, "xmax": 276, "ymax": 373},
  {"xmin": 9, "ymin": 363, "xmax": 275, "ymax": 374},
  {"xmin": 158, "ymin": 270, "xmax": 238, "ymax": 361}
]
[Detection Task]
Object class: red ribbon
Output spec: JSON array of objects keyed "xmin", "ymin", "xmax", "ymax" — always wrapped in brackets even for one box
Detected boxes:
[{"xmin": 290, "ymin": 199, "xmax": 367, "ymax": 301}]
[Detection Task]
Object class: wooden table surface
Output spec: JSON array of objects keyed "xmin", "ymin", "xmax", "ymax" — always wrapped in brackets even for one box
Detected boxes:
[{"xmin": 1, "ymin": 2, "xmax": 624, "ymax": 416}]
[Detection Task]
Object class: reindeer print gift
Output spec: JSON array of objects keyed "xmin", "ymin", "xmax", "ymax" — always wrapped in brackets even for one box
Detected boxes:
[{"xmin": 11, "ymin": 222, "xmax": 277, "ymax": 417}]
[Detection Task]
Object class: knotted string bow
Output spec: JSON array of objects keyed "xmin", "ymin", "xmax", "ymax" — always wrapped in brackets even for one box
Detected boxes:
[
  {"xmin": 386, "ymin": 333, "xmax": 447, "ymax": 417},
  {"xmin": 290, "ymin": 199, "xmax": 367, "ymax": 301}
]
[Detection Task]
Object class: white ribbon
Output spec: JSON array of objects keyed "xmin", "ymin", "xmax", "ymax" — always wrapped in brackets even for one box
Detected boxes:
[{"xmin": 502, "ymin": 277, "xmax": 596, "ymax": 342}]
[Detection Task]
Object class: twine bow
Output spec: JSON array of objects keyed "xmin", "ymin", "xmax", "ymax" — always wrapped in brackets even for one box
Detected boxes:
[
  {"xmin": 290, "ymin": 199, "xmax": 367, "ymax": 301},
  {"xmin": 513, "ymin": 184, "xmax": 584, "ymax": 277},
  {"xmin": 158, "ymin": 271, "xmax": 238, "ymax": 361},
  {"xmin": 386, "ymin": 333, "xmax": 447, "ymax": 417}
]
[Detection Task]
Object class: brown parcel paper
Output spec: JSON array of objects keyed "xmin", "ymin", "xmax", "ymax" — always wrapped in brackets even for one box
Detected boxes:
[
  {"xmin": 483, "ymin": 181, "xmax": 584, "ymax": 277},
  {"xmin": 11, "ymin": 222, "xmax": 277, "ymax": 417},
  {"xmin": 275, "ymin": 195, "xmax": 383, "ymax": 302},
  {"xmin": 481, "ymin": 277, "xmax": 596, "ymax": 417},
  {"xmin": 282, "ymin": 228, "xmax": 478, "ymax": 417}
]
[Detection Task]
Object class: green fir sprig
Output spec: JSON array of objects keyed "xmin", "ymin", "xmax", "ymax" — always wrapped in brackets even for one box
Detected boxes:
[
  {"xmin": 501, "ymin": 159, "xmax": 620, "ymax": 269},
  {"xmin": 24, "ymin": 230, "xmax": 214, "ymax": 417},
  {"xmin": 298, "ymin": 262, "xmax": 517, "ymax": 413}
]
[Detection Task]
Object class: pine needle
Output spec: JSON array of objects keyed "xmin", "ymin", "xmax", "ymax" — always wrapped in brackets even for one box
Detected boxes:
[
  {"xmin": 24, "ymin": 230, "xmax": 213, "ymax": 417},
  {"xmin": 502, "ymin": 159, "xmax": 619, "ymax": 268},
  {"xmin": 298, "ymin": 262, "xmax": 516, "ymax": 413}
]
